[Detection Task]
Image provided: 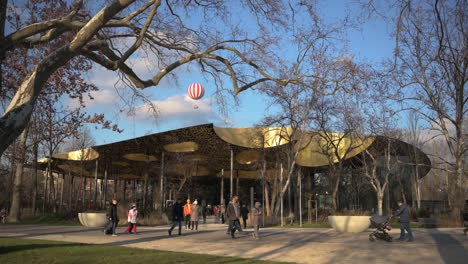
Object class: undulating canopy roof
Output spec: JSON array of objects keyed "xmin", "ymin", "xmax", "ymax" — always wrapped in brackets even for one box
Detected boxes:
[{"xmin": 37, "ymin": 123, "xmax": 431, "ymax": 180}]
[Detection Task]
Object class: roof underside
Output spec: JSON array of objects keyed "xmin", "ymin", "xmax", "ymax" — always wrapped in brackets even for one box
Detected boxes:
[{"xmin": 38, "ymin": 124, "xmax": 431, "ymax": 180}]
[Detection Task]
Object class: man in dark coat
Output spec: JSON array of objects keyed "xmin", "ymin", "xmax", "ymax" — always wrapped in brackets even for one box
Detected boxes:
[
  {"xmin": 226, "ymin": 195, "xmax": 239, "ymax": 239},
  {"xmin": 240, "ymin": 204, "xmax": 249, "ymax": 229},
  {"xmin": 395, "ymin": 200, "xmax": 413, "ymax": 241},
  {"xmin": 108, "ymin": 199, "xmax": 119, "ymax": 236},
  {"xmin": 168, "ymin": 198, "xmax": 184, "ymax": 236}
]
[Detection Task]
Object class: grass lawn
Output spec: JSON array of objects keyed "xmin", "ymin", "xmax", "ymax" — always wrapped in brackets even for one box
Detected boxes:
[{"xmin": 0, "ymin": 237, "xmax": 288, "ymax": 264}]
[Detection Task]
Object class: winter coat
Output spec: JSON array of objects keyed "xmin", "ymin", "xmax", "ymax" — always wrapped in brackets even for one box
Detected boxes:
[
  {"xmin": 252, "ymin": 207, "xmax": 262, "ymax": 226},
  {"xmin": 109, "ymin": 204, "xmax": 119, "ymax": 222},
  {"xmin": 172, "ymin": 202, "xmax": 184, "ymax": 221},
  {"xmin": 395, "ymin": 203, "xmax": 411, "ymax": 223},
  {"xmin": 183, "ymin": 203, "xmax": 192, "ymax": 216},
  {"xmin": 127, "ymin": 208, "xmax": 137, "ymax": 223},
  {"xmin": 191, "ymin": 204, "xmax": 199, "ymax": 221},
  {"xmin": 241, "ymin": 206, "xmax": 249, "ymax": 219},
  {"xmin": 226, "ymin": 202, "xmax": 238, "ymax": 221}
]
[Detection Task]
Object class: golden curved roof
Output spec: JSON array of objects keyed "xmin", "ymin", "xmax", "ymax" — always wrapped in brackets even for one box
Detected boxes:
[
  {"xmin": 52, "ymin": 148, "xmax": 99, "ymax": 161},
  {"xmin": 123, "ymin": 153, "xmax": 158, "ymax": 162},
  {"xmin": 37, "ymin": 124, "xmax": 430, "ymax": 180},
  {"xmin": 163, "ymin": 141, "xmax": 199, "ymax": 152},
  {"xmin": 213, "ymin": 126, "xmax": 292, "ymax": 148},
  {"xmin": 295, "ymin": 133, "xmax": 375, "ymax": 167}
]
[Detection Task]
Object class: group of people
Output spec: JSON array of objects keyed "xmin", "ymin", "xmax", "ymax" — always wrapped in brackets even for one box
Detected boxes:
[
  {"xmin": 105, "ymin": 199, "xmax": 138, "ymax": 236},
  {"xmin": 168, "ymin": 195, "xmax": 262, "ymax": 239}
]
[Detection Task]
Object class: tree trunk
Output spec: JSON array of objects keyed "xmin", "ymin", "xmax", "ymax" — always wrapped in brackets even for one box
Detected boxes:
[
  {"xmin": 264, "ymin": 183, "xmax": 271, "ymax": 216},
  {"xmin": 0, "ymin": 0, "xmax": 136, "ymax": 157},
  {"xmin": 8, "ymin": 126, "xmax": 29, "ymax": 222},
  {"xmin": 377, "ymin": 191, "xmax": 384, "ymax": 216}
]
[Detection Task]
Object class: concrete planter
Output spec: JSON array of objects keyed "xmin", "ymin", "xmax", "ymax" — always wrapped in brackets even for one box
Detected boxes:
[
  {"xmin": 328, "ymin": 216, "xmax": 370, "ymax": 233},
  {"xmin": 78, "ymin": 212, "xmax": 108, "ymax": 228}
]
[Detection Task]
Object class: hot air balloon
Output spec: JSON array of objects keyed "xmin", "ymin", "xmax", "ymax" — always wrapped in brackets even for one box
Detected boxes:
[{"xmin": 187, "ymin": 83, "xmax": 204, "ymax": 100}]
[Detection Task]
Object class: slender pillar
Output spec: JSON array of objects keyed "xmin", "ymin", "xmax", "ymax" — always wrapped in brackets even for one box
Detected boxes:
[
  {"xmin": 42, "ymin": 167, "xmax": 48, "ymax": 213},
  {"xmin": 299, "ymin": 169, "xmax": 302, "ymax": 227},
  {"xmin": 220, "ymin": 169, "xmax": 224, "ymax": 206},
  {"xmin": 93, "ymin": 160, "xmax": 98, "ymax": 209},
  {"xmin": 59, "ymin": 173, "xmax": 64, "ymax": 212},
  {"xmin": 236, "ymin": 170, "xmax": 239, "ymax": 195},
  {"xmin": 262, "ymin": 161, "xmax": 265, "ymax": 227},
  {"xmin": 160, "ymin": 151, "xmax": 165, "ymax": 211},
  {"xmin": 133, "ymin": 179, "xmax": 137, "ymax": 201},
  {"xmin": 123, "ymin": 181, "xmax": 127, "ymax": 201},
  {"xmin": 280, "ymin": 163, "xmax": 284, "ymax": 227},
  {"xmin": 143, "ymin": 167, "xmax": 149, "ymax": 209},
  {"xmin": 103, "ymin": 169, "xmax": 108, "ymax": 207},
  {"xmin": 230, "ymin": 147, "xmax": 234, "ymax": 198}
]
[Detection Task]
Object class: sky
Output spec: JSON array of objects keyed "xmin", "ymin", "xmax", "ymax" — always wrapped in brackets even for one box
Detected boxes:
[{"xmin": 73, "ymin": 0, "xmax": 397, "ymax": 146}]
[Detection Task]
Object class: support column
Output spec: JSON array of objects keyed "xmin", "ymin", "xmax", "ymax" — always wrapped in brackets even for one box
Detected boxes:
[
  {"xmin": 236, "ymin": 170, "xmax": 239, "ymax": 196},
  {"xmin": 299, "ymin": 169, "xmax": 302, "ymax": 227},
  {"xmin": 280, "ymin": 163, "xmax": 284, "ymax": 227},
  {"xmin": 103, "ymin": 169, "xmax": 108, "ymax": 207},
  {"xmin": 230, "ymin": 147, "xmax": 234, "ymax": 199},
  {"xmin": 93, "ymin": 160, "xmax": 98, "ymax": 209},
  {"xmin": 160, "ymin": 151, "xmax": 165, "ymax": 211},
  {"xmin": 59, "ymin": 173, "xmax": 64, "ymax": 213},
  {"xmin": 220, "ymin": 169, "xmax": 224, "ymax": 207},
  {"xmin": 143, "ymin": 167, "xmax": 149, "ymax": 210}
]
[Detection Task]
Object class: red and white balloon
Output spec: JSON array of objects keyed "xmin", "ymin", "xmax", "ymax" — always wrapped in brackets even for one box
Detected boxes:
[{"xmin": 187, "ymin": 83, "xmax": 204, "ymax": 100}]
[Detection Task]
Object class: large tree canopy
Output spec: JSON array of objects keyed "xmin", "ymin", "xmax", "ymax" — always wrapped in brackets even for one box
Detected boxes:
[{"xmin": 0, "ymin": 0, "xmax": 355, "ymax": 157}]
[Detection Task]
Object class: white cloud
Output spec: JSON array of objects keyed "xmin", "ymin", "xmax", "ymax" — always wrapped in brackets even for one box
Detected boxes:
[{"xmin": 129, "ymin": 94, "xmax": 223, "ymax": 126}]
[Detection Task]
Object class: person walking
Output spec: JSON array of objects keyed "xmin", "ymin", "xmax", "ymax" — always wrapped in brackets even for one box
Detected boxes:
[
  {"xmin": 0, "ymin": 208, "xmax": 7, "ymax": 224},
  {"xmin": 125, "ymin": 203, "xmax": 138, "ymax": 234},
  {"xmin": 213, "ymin": 205, "xmax": 220, "ymax": 223},
  {"xmin": 108, "ymin": 199, "xmax": 119, "ymax": 237},
  {"xmin": 191, "ymin": 200, "xmax": 200, "ymax": 230},
  {"xmin": 240, "ymin": 204, "xmax": 249, "ymax": 229},
  {"xmin": 183, "ymin": 199, "xmax": 192, "ymax": 229},
  {"xmin": 395, "ymin": 200, "xmax": 413, "ymax": 241},
  {"xmin": 226, "ymin": 195, "xmax": 240, "ymax": 239},
  {"xmin": 168, "ymin": 198, "xmax": 184, "ymax": 236},
  {"xmin": 202, "ymin": 205, "xmax": 207, "ymax": 224},
  {"xmin": 252, "ymin": 202, "xmax": 262, "ymax": 239}
]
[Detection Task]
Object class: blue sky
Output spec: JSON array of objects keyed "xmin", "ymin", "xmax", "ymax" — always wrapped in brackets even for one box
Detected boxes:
[{"xmin": 77, "ymin": 1, "xmax": 397, "ymax": 145}]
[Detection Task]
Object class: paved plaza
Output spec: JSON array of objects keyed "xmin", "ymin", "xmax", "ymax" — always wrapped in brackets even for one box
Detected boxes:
[{"xmin": 1, "ymin": 224, "xmax": 467, "ymax": 264}]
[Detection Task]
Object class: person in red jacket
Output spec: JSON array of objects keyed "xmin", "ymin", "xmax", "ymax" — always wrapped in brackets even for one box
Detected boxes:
[{"xmin": 183, "ymin": 199, "xmax": 192, "ymax": 229}]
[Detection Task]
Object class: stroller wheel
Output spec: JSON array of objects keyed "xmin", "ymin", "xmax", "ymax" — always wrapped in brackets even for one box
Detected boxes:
[{"xmin": 369, "ymin": 235, "xmax": 375, "ymax": 242}]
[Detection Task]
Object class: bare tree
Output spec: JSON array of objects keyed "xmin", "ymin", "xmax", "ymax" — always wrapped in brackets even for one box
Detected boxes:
[
  {"xmin": 393, "ymin": 0, "xmax": 467, "ymax": 221},
  {"xmin": 0, "ymin": 0, "xmax": 354, "ymax": 157}
]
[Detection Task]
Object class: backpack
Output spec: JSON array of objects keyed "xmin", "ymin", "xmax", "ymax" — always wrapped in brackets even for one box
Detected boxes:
[{"xmin": 125, "ymin": 210, "xmax": 129, "ymax": 217}]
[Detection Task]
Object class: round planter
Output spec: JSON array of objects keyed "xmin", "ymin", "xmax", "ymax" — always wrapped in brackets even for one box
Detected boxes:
[
  {"xmin": 328, "ymin": 215, "xmax": 370, "ymax": 233},
  {"xmin": 78, "ymin": 212, "xmax": 108, "ymax": 228}
]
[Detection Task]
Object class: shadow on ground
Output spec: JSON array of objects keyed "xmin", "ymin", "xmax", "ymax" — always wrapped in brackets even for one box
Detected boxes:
[{"xmin": 0, "ymin": 243, "xmax": 83, "ymax": 255}]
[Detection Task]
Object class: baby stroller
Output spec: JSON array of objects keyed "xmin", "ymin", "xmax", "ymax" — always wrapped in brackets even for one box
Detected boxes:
[{"xmin": 369, "ymin": 215, "xmax": 393, "ymax": 242}]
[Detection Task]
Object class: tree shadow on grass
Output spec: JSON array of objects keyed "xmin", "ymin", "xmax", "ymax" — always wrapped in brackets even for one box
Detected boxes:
[{"xmin": 0, "ymin": 242, "xmax": 84, "ymax": 255}]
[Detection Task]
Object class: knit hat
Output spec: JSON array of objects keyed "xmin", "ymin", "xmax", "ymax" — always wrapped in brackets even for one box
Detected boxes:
[{"xmin": 193, "ymin": 200, "xmax": 198, "ymax": 205}]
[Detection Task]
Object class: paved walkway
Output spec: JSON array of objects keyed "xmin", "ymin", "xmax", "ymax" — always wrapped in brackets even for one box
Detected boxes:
[{"xmin": 1, "ymin": 224, "xmax": 467, "ymax": 264}]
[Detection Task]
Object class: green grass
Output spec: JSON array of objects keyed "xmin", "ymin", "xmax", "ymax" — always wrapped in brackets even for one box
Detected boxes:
[
  {"xmin": 0, "ymin": 238, "xmax": 288, "ymax": 264},
  {"xmin": 12, "ymin": 214, "xmax": 79, "ymax": 226}
]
